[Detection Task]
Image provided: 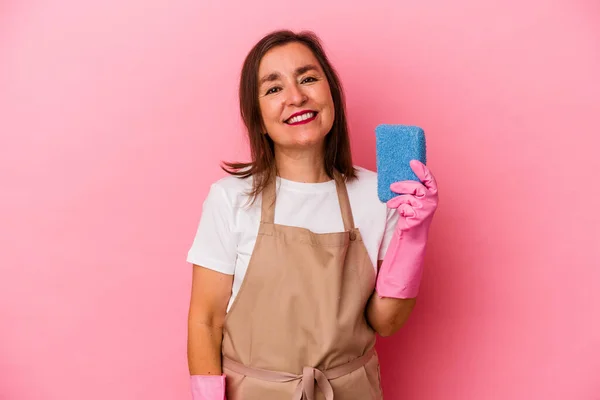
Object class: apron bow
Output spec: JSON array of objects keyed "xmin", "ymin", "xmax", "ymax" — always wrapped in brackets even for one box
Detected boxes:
[
  {"xmin": 292, "ymin": 366, "xmax": 334, "ymax": 400},
  {"xmin": 222, "ymin": 348, "xmax": 376, "ymax": 400}
]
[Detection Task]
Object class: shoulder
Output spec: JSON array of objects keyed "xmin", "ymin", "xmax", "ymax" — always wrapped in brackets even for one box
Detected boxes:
[
  {"xmin": 346, "ymin": 166, "xmax": 379, "ymax": 195},
  {"xmin": 346, "ymin": 166, "xmax": 395, "ymax": 257},
  {"xmin": 205, "ymin": 174, "xmax": 255, "ymax": 209},
  {"xmin": 350, "ymin": 166, "xmax": 378, "ymax": 185},
  {"xmin": 346, "ymin": 165, "xmax": 385, "ymax": 209}
]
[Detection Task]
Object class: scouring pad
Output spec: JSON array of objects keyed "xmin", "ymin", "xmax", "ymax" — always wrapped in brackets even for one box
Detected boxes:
[{"xmin": 375, "ymin": 124, "xmax": 427, "ymax": 203}]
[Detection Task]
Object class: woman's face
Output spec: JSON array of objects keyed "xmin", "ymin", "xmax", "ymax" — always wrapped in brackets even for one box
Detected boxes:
[{"xmin": 257, "ymin": 42, "xmax": 335, "ymax": 152}]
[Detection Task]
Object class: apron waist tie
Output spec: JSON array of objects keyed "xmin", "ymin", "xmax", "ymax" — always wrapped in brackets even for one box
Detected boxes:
[{"xmin": 222, "ymin": 347, "xmax": 376, "ymax": 400}]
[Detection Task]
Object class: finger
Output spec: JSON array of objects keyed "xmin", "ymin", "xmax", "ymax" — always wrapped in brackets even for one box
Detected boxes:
[
  {"xmin": 410, "ymin": 160, "xmax": 438, "ymax": 192},
  {"xmin": 390, "ymin": 181, "xmax": 426, "ymax": 198},
  {"xmin": 398, "ymin": 203, "xmax": 416, "ymax": 217},
  {"xmin": 387, "ymin": 194, "xmax": 422, "ymax": 210}
]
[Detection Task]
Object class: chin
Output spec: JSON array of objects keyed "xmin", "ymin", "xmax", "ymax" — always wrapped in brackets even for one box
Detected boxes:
[
  {"xmin": 292, "ymin": 131, "xmax": 327, "ymax": 147},
  {"xmin": 270, "ymin": 125, "xmax": 330, "ymax": 149}
]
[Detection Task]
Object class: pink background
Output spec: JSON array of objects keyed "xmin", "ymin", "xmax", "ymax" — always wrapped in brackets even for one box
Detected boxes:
[{"xmin": 1, "ymin": 1, "xmax": 599, "ymax": 399}]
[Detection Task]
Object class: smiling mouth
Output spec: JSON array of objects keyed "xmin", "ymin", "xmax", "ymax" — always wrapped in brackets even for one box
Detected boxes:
[{"xmin": 285, "ymin": 111, "xmax": 318, "ymax": 125}]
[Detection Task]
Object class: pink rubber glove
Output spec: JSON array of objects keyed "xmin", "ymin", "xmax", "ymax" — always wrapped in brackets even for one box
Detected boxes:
[
  {"xmin": 376, "ymin": 160, "xmax": 439, "ymax": 299},
  {"xmin": 190, "ymin": 375, "xmax": 226, "ymax": 400}
]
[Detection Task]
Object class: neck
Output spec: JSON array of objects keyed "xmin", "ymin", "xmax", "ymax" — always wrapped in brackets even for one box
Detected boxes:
[{"xmin": 274, "ymin": 145, "xmax": 330, "ymax": 183}]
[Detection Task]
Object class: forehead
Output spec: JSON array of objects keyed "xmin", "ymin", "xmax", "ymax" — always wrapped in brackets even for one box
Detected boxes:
[{"xmin": 258, "ymin": 42, "xmax": 322, "ymax": 76}]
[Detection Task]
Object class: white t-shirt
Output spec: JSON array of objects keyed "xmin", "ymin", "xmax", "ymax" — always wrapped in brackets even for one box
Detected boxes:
[{"xmin": 187, "ymin": 166, "xmax": 399, "ymax": 311}]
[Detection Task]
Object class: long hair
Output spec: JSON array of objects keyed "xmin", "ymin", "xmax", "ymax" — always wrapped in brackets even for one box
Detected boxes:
[{"xmin": 221, "ymin": 30, "xmax": 357, "ymax": 203}]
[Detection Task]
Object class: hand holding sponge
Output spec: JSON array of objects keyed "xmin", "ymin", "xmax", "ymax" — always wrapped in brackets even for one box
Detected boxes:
[{"xmin": 375, "ymin": 125, "xmax": 439, "ymax": 299}]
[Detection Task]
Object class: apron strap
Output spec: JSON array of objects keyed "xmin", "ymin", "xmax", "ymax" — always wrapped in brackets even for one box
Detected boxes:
[
  {"xmin": 333, "ymin": 171, "xmax": 355, "ymax": 232},
  {"xmin": 260, "ymin": 169, "xmax": 355, "ymax": 232},
  {"xmin": 261, "ymin": 173, "xmax": 277, "ymax": 224}
]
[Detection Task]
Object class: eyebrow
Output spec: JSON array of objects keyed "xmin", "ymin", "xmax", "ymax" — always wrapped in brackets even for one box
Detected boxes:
[{"xmin": 259, "ymin": 64, "xmax": 320, "ymax": 86}]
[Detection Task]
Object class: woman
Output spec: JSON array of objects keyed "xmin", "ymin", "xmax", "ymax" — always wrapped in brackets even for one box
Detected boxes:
[{"xmin": 186, "ymin": 30, "xmax": 438, "ymax": 400}]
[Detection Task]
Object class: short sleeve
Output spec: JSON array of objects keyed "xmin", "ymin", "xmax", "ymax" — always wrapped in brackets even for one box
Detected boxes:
[
  {"xmin": 186, "ymin": 183, "xmax": 237, "ymax": 275},
  {"xmin": 377, "ymin": 207, "xmax": 399, "ymax": 260}
]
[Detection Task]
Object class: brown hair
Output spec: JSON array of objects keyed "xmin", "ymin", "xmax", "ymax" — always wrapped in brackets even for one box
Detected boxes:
[{"xmin": 221, "ymin": 29, "xmax": 357, "ymax": 203}]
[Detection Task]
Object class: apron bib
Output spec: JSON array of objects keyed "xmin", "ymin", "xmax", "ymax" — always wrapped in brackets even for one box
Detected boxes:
[{"xmin": 221, "ymin": 172, "xmax": 383, "ymax": 400}]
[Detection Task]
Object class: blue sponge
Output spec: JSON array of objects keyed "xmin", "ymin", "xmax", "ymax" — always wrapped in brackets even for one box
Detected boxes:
[{"xmin": 375, "ymin": 124, "xmax": 427, "ymax": 203}]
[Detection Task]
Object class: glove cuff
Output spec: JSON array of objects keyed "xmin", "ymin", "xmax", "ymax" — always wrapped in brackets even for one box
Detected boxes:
[{"xmin": 190, "ymin": 374, "xmax": 226, "ymax": 400}]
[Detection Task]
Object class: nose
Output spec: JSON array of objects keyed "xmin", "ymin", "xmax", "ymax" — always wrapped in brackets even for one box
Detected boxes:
[{"xmin": 285, "ymin": 83, "xmax": 307, "ymax": 107}]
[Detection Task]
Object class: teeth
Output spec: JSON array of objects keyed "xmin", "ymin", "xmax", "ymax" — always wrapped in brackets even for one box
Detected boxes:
[{"xmin": 287, "ymin": 112, "xmax": 315, "ymax": 124}]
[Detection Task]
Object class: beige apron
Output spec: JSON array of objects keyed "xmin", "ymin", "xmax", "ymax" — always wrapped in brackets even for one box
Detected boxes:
[{"xmin": 221, "ymin": 171, "xmax": 383, "ymax": 400}]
